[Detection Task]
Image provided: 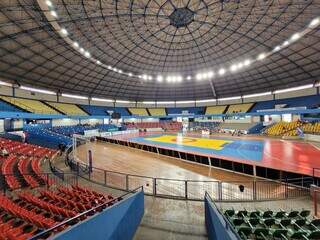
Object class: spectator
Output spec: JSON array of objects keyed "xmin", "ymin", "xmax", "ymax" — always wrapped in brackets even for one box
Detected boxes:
[{"xmin": 0, "ymin": 147, "xmax": 9, "ymax": 157}]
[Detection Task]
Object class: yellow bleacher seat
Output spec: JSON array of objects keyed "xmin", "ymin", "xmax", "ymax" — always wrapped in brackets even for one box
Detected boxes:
[
  {"xmin": 226, "ymin": 103, "xmax": 253, "ymax": 114},
  {"xmin": 205, "ymin": 105, "xmax": 227, "ymax": 115},
  {"xmin": 46, "ymin": 102, "xmax": 87, "ymax": 115},
  {"xmin": 148, "ymin": 108, "xmax": 166, "ymax": 116},
  {"xmin": 265, "ymin": 121, "xmax": 303, "ymax": 136},
  {"xmin": 128, "ymin": 108, "xmax": 149, "ymax": 116},
  {"xmin": 0, "ymin": 96, "xmax": 59, "ymax": 114}
]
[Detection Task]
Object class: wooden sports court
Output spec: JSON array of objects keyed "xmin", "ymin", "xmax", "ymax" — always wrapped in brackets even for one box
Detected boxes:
[{"xmin": 73, "ymin": 133, "xmax": 311, "ymax": 201}]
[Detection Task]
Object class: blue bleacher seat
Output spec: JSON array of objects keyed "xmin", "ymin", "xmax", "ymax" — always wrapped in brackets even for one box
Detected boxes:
[
  {"xmin": 250, "ymin": 95, "xmax": 320, "ymax": 112},
  {"xmin": 0, "ymin": 99, "xmax": 24, "ymax": 112}
]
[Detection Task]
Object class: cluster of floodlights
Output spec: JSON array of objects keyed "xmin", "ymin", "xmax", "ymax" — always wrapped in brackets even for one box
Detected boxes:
[{"xmin": 46, "ymin": 0, "xmax": 319, "ymax": 84}]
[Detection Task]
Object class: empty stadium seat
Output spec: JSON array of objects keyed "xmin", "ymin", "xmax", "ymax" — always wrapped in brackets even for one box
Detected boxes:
[
  {"xmin": 0, "ymin": 96, "xmax": 59, "ymax": 114},
  {"xmin": 226, "ymin": 103, "xmax": 254, "ymax": 114},
  {"xmin": 148, "ymin": 108, "xmax": 166, "ymax": 116},
  {"xmin": 205, "ymin": 105, "xmax": 227, "ymax": 115},
  {"xmin": 46, "ymin": 102, "xmax": 88, "ymax": 115},
  {"xmin": 128, "ymin": 108, "xmax": 149, "ymax": 116}
]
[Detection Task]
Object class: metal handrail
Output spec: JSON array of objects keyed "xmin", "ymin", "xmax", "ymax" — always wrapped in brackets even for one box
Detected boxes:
[
  {"xmin": 70, "ymin": 159, "xmax": 311, "ymax": 188},
  {"xmin": 28, "ymin": 186, "xmax": 144, "ymax": 240}
]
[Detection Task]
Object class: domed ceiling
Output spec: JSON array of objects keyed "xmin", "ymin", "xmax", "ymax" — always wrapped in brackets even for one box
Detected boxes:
[{"xmin": 0, "ymin": 0, "xmax": 319, "ymax": 101}]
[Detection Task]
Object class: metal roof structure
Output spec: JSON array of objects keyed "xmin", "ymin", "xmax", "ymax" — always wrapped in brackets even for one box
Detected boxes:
[{"xmin": 0, "ymin": 0, "xmax": 319, "ymax": 101}]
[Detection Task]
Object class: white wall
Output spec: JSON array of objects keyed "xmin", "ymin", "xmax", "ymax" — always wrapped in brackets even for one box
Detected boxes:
[
  {"xmin": 157, "ymin": 102, "xmax": 175, "ymax": 108},
  {"xmin": 0, "ymin": 120, "xmax": 4, "ymax": 133},
  {"xmin": 80, "ymin": 119, "xmax": 103, "ymax": 125},
  {"xmin": 243, "ymin": 95, "xmax": 273, "ymax": 103},
  {"xmin": 115, "ymin": 102, "xmax": 136, "ymax": 108},
  {"xmin": 196, "ymin": 101, "xmax": 217, "ymax": 107},
  {"xmin": 0, "ymin": 85, "xmax": 13, "ymax": 96},
  {"xmin": 14, "ymin": 88, "xmax": 57, "ymax": 101},
  {"xmin": 12, "ymin": 119, "xmax": 23, "ymax": 129},
  {"xmin": 136, "ymin": 102, "xmax": 156, "ymax": 108},
  {"xmin": 175, "ymin": 102, "xmax": 196, "ymax": 108},
  {"xmin": 217, "ymin": 98, "xmax": 242, "ymax": 105},
  {"xmin": 52, "ymin": 118, "xmax": 79, "ymax": 127},
  {"xmin": 275, "ymin": 88, "xmax": 317, "ymax": 99},
  {"xmin": 59, "ymin": 96, "xmax": 89, "ymax": 105},
  {"xmin": 90, "ymin": 100, "xmax": 114, "ymax": 107}
]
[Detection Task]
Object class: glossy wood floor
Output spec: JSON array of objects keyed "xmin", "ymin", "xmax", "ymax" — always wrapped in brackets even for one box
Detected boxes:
[{"xmin": 76, "ymin": 141, "xmax": 251, "ymax": 182}]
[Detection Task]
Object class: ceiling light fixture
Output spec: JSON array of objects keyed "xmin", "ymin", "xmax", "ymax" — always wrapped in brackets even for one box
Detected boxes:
[
  {"xmin": 60, "ymin": 28, "xmax": 68, "ymax": 36},
  {"xmin": 50, "ymin": 10, "xmax": 57, "ymax": 18},
  {"xmin": 45, "ymin": 0, "xmax": 53, "ymax": 7},
  {"xmin": 290, "ymin": 33, "xmax": 301, "ymax": 41},
  {"xmin": 73, "ymin": 42, "xmax": 79, "ymax": 48},
  {"xmin": 309, "ymin": 17, "xmax": 320, "ymax": 28},
  {"xmin": 273, "ymin": 46, "xmax": 281, "ymax": 52},
  {"xmin": 257, "ymin": 53, "xmax": 266, "ymax": 60},
  {"xmin": 157, "ymin": 75, "xmax": 163, "ymax": 82},
  {"xmin": 84, "ymin": 51, "xmax": 91, "ymax": 58},
  {"xmin": 218, "ymin": 68, "xmax": 226, "ymax": 75}
]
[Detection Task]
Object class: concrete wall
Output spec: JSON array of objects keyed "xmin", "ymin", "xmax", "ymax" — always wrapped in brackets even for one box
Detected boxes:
[{"xmin": 53, "ymin": 191, "xmax": 144, "ymax": 240}]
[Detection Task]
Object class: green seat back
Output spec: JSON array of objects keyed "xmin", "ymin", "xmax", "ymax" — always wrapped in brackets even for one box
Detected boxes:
[
  {"xmin": 238, "ymin": 226, "xmax": 252, "ymax": 237},
  {"xmin": 290, "ymin": 231, "xmax": 307, "ymax": 239},
  {"xmin": 288, "ymin": 211, "xmax": 299, "ymax": 218},
  {"xmin": 308, "ymin": 230, "xmax": 320, "ymax": 239},
  {"xmin": 254, "ymin": 228, "xmax": 269, "ymax": 237},
  {"xmin": 249, "ymin": 211, "xmax": 261, "ymax": 218},
  {"xmin": 295, "ymin": 219, "xmax": 306, "ymax": 227},
  {"xmin": 225, "ymin": 209, "xmax": 235, "ymax": 217},
  {"xmin": 273, "ymin": 229, "xmax": 288, "ymax": 238},
  {"xmin": 233, "ymin": 218, "xmax": 245, "ymax": 226},
  {"xmin": 237, "ymin": 210, "xmax": 247, "ymax": 217},
  {"xmin": 274, "ymin": 210, "xmax": 286, "ymax": 218},
  {"xmin": 249, "ymin": 218, "xmax": 260, "ymax": 226},
  {"xmin": 263, "ymin": 218, "xmax": 275, "ymax": 227},
  {"xmin": 280, "ymin": 218, "xmax": 291, "ymax": 227},
  {"xmin": 300, "ymin": 210, "xmax": 311, "ymax": 218},
  {"xmin": 263, "ymin": 210, "xmax": 273, "ymax": 218},
  {"xmin": 311, "ymin": 219, "xmax": 320, "ymax": 227}
]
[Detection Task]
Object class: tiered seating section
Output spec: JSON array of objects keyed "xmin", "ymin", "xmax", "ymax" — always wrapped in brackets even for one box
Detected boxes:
[
  {"xmin": 0, "ymin": 138, "xmax": 56, "ymax": 190},
  {"xmin": 265, "ymin": 121, "xmax": 320, "ymax": 137},
  {"xmin": 0, "ymin": 94, "xmax": 319, "ymax": 117},
  {"xmin": 26, "ymin": 128, "xmax": 72, "ymax": 149},
  {"xmin": 48, "ymin": 124, "xmax": 117, "ymax": 137},
  {"xmin": 128, "ymin": 108, "xmax": 149, "ymax": 116},
  {"xmin": 148, "ymin": 108, "xmax": 166, "ymax": 116},
  {"xmin": 0, "ymin": 96, "xmax": 58, "ymax": 115},
  {"xmin": 46, "ymin": 102, "xmax": 88, "ymax": 115},
  {"xmin": 226, "ymin": 103, "xmax": 253, "ymax": 114},
  {"xmin": 205, "ymin": 105, "xmax": 227, "ymax": 115},
  {"xmin": 125, "ymin": 121, "xmax": 182, "ymax": 131},
  {"xmin": 224, "ymin": 208, "xmax": 320, "ymax": 239},
  {"xmin": 0, "ymin": 185, "xmax": 115, "ymax": 240}
]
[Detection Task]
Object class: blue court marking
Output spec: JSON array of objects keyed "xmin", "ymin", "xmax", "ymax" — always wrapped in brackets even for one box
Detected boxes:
[{"xmin": 129, "ymin": 135, "xmax": 264, "ymax": 162}]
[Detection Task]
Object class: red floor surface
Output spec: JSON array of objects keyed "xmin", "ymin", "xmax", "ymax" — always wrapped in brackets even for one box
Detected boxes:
[{"xmin": 106, "ymin": 132, "xmax": 320, "ymax": 177}]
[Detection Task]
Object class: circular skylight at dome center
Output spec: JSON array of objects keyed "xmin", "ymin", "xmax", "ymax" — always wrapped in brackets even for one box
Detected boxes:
[{"xmin": 169, "ymin": 8, "xmax": 195, "ymax": 28}]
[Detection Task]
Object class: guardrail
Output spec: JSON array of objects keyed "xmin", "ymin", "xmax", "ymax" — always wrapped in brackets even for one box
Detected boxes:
[{"xmin": 60, "ymin": 156, "xmax": 310, "ymax": 202}]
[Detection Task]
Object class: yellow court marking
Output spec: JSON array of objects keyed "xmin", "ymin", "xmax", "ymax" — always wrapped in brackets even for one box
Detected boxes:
[{"xmin": 146, "ymin": 135, "xmax": 233, "ymax": 150}]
